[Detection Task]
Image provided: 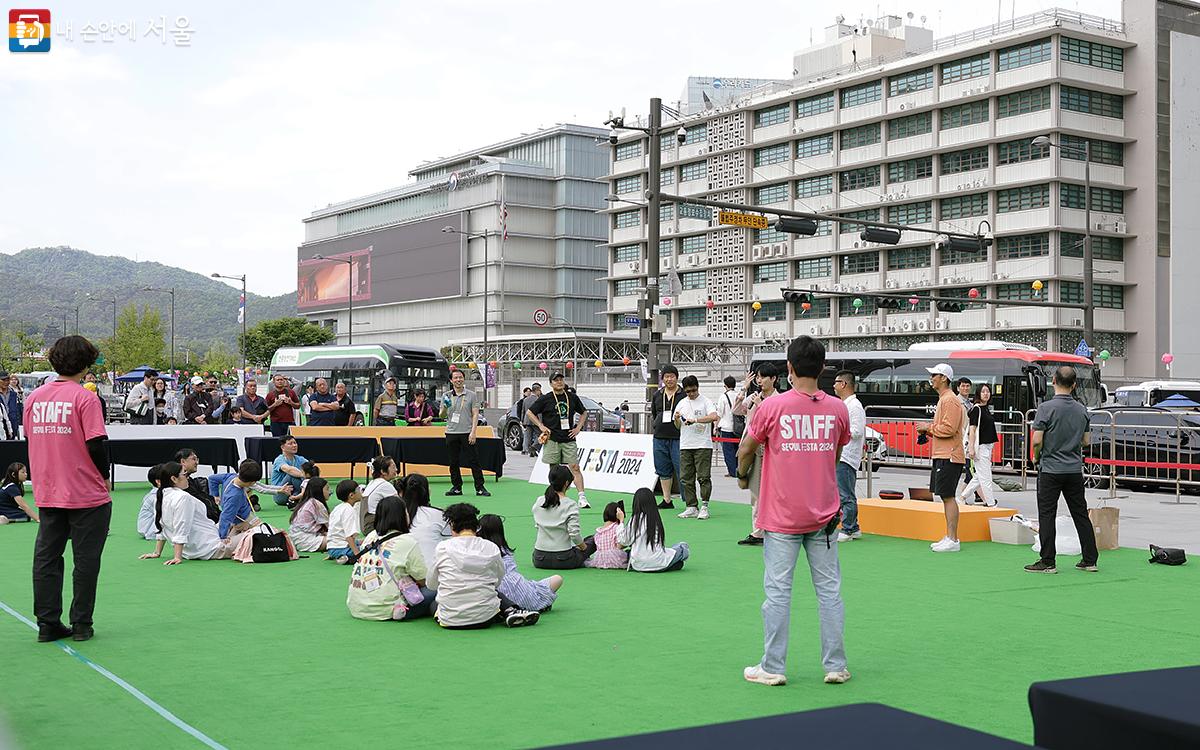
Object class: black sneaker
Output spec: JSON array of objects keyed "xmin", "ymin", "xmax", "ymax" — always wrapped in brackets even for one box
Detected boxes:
[
  {"xmin": 1024, "ymin": 560, "xmax": 1058, "ymax": 574},
  {"xmin": 37, "ymin": 622, "xmax": 72, "ymax": 643},
  {"xmin": 249, "ymin": 495, "xmax": 261, "ymax": 513},
  {"xmin": 445, "ymin": 488, "xmax": 463, "ymax": 497},
  {"xmin": 476, "ymin": 488, "xmax": 491, "ymax": 497},
  {"xmin": 72, "ymin": 625, "xmax": 94, "ymax": 642},
  {"xmin": 737, "ymin": 535, "xmax": 765, "ymax": 546},
  {"xmin": 1075, "ymin": 561, "xmax": 1099, "ymax": 572},
  {"xmin": 657, "ymin": 500, "xmax": 675, "ymax": 509},
  {"xmin": 504, "ymin": 609, "xmax": 540, "ymax": 628}
]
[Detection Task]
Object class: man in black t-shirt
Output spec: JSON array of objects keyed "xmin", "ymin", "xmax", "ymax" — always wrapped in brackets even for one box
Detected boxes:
[
  {"xmin": 649, "ymin": 364, "xmax": 687, "ymax": 509},
  {"xmin": 333, "ymin": 381, "xmax": 357, "ymax": 426},
  {"xmin": 526, "ymin": 373, "xmax": 590, "ymax": 507}
]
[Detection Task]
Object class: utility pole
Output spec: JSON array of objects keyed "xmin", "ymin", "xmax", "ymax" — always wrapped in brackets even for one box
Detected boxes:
[{"xmin": 645, "ymin": 97, "xmax": 663, "ymax": 418}]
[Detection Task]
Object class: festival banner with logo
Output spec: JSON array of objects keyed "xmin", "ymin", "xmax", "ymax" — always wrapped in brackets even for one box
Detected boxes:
[{"xmin": 528, "ymin": 432, "xmax": 657, "ymax": 494}]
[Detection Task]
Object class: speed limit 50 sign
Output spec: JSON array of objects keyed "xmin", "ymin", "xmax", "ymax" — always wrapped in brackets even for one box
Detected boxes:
[{"xmin": 533, "ymin": 308, "xmax": 549, "ymax": 327}]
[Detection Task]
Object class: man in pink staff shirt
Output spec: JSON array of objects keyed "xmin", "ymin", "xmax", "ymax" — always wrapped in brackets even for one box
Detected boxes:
[
  {"xmin": 25, "ymin": 336, "xmax": 111, "ymax": 643},
  {"xmin": 736, "ymin": 335, "xmax": 851, "ymax": 687}
]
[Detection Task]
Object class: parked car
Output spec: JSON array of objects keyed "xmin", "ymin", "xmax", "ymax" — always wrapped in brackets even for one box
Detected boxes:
[
  {"xmin": 1085, "ymin": 406, "xmax": 1200, "ymax": 491},
  {"xmin": 501, "ymin": 395, "xmax": 625, "ymax": 450}
]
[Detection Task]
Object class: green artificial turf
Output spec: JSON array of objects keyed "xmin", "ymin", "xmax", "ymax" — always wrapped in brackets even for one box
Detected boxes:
[{"xmin": 0, "ymin": 477, "xmax": 1196, "ymax": 749}]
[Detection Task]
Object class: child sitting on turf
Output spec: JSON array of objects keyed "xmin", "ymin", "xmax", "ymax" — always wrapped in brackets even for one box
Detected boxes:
[
  {"xmin": 289, "ymin": 477, "xmax": 331, "ymax": 552},
  {"xmin": 287, "ymin": 462, "xmax": 320, "ymax": 508},
  {"xmin": 402, "ymin": 473, "xmax": 452, "ymax": 568},
  {"xmin": 216, "ymin": 460, "xmax": 265, "ymax": 544},
  {"xmin": 347, "ymin": 496, "xmax": 434, "ymax": 621},
  {"xmin": 584, "ymin": 502, "xmax": 628, "ymax": 569},
  {"xmin": 139, "ymin": 462, "xmax": 232, "ymax": 564},
  {"xmin": 619, "ymin": 488, "xmax": 689, "ymax": 573},
  {"xmin": 0, "ymin": 462, "xmax": 38, "ymax": 524},
  {"xmin": 478, "ymin": 513, "xmax": 561, "ymax": 613},
  {"xmin": 136, "ymin": 464, "xmax": 163, "ymax": 539},
  {"xmin": 327, "ymin": 479, "xmax": 363, "ymax": 563},
  {"xmin": 427, "ymin": 503, "xmax": 540, "ymax": 629}
]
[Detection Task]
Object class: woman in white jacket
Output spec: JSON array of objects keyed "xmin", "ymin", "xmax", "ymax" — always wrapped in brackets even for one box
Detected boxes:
[
  {"xmin": 360, "ymin": 455, "xmax": 399, "ymax": 534},
  {"xmin": 139, "ymin": 462, "xmax": 231, "ymax": 564}
]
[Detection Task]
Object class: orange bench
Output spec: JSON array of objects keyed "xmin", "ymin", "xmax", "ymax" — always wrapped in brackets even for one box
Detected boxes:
[{"xmin": 856, "ymin": 498, "xmax": 1017, "ymax": 542}]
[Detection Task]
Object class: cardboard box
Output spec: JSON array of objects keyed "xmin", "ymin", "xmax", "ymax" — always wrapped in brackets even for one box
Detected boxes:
[{"xmin": 989, "ymin": 517, "xmax": 1037, "ymax": 545}]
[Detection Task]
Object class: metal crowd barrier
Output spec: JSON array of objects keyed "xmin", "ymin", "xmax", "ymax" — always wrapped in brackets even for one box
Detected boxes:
[{"xmin": 1084, "ymin": 409, "xmax": 1200, "ymax": 504}]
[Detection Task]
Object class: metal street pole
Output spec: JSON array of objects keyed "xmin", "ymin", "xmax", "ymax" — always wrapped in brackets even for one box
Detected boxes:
[
  {"xmin": 1083, "ymin": 139, "xmax": 1094, "ymax": 358},
  {"xmin": 213, "ymin": 273, "xmax": 249, "ymax": 385},
  {"xmin": 645, "ymin": 97, "xmax": 662, "ymax": 423},
  {"xmin": 483, "ymin": 231, "xmax": 489, "ymax": 404}
]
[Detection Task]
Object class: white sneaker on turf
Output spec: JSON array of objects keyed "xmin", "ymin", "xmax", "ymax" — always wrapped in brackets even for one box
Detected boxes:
[
  {"xmin": 837, "ymin": 532, "xmax": 853, "ymax": 542},
  {"xmin": 930, "ymin": 536, "xmax": 948, "ymax": 550},
  {"xmin": 932, "ymin": 538, "xmax": 960, "ymax": 553},
  {"xmin": 743, "ymin": 665, "xmax": 786, "ymax": 686},
  {"xmin": 577, "ymin": 493, "xmax": 590, "ymax": 509},
  {"xmin": 697, "ymin": 505, "xmax": 710, "ymax": 520},
  {"xmin": 677, "ymin": 507, "xmax": 699, "ymax": 519},
  {"xmin": 824, "ymin": 670, "xmax": 852, "ymax": 684}
]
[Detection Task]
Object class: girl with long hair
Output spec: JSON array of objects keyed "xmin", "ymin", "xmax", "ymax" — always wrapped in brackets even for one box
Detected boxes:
[
  {"xmin": 347, "ymin": 495, "xmax": 436, "ymax": 621},
  {"xmin": 959, "ymin": 383, "xmax": 999, "ymax": 507},
  {"xmin": 139, "ymin": 462, "xmax": 231, "ymax": 564},
  {"xmin": 618, "ymin": 488, "xmax": 689, "ymax": 572},
  {"xmin": 289, "ymin": 477, "xmax": 331, "ymax": 552},
  {"xmin": 478, "ymin": 513, "xmax": 561, "ymax": 612},
  {"xmin": 360, "ymin": 455, "xmax": 398, "ymax": 534},
  {"xmin": 402, "ymin": 473, "xmax": 451, "ymax": 567},
  {"xmin": 152, "ymin": 377, "xmax": 178, "ymax": 424},
  {"xmin": 0, "ymin": 462, "xmax": 38, "ymax": 524},
  {"xmin": 531, "ymin": 465, "xmax": 595, "ymax": 570}
]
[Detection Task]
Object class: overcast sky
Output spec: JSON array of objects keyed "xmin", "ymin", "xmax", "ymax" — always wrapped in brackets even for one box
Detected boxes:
[{"xmin": 0, "ymin": 0, "xmax": 1119, "ymax": 296}]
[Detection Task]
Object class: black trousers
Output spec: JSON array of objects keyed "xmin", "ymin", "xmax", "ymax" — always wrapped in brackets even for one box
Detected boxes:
[
  {"xmin": 269, "ymin": 421, "xmax": 293, "ymax": 438},
  {"xmin": 441, "ymin": 592, "xmax": 524, "ymax": 629},
  {"xmin": 532, "ymin": 537, "xmax": 598, "ymax": 570},
  {"xmin": 445, "ymin": 433, "xmax": 484, "ymax": 492},
  {"xmin": 33, "ymin": 502, "xmax": 112, "ymax": 628},
  {"xmin": 1036, "ymin": 471, "xmax": 1098, "ymax": 566}
]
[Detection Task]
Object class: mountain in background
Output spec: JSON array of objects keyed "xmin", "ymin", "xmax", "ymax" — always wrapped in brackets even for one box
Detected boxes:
[{"xmin": 0, "ymin": 247, "xmax": 298, "ymax": 352}]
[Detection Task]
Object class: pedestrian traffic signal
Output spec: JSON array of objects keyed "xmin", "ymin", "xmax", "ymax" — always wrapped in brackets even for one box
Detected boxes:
[
  {"xmin": 860, "ymin": 227, "xmax": 902, "ymax": 245},
  {"xmin": 875, "ymin": 296, "xmax": 904, "ymax": 310},
  {"xmin": 936, "ymin": 300, "xmax": 966, "ymax": 313},
  {"xmin": 938, "ymin": 235, "xmax": 993, "ymax": 253},
  {"xmin": 782, "ymin": 290, "xmax": 813, "ymax": 304}
]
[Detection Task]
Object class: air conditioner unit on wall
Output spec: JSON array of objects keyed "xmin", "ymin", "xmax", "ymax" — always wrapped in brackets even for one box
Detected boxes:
[
  {"xmin": 627, "ymin": 261, "xmax": 642, "ymax": 273},
  {"xmin": 662, "ymin": 258, "xmax": 673, "ymax": 270},
  {"xmin": 687, "ymin": 255, "xmax": 700, "ymax": 266},
  {"xmin": 810, "ymin": 325, "xmax": 824, "ymax": 335},
  {"xmin": 857, "ymin": 323, "xmax": 871, "ymax": 334},
  {"xmin": 902, "ymin": 320, "xmax": 913, "ymax": 332},
  {"xmin": 935, "ymin": 318, "xmax": 948, "ymax": 330},
  {"xmin": 917, "ymin": 320, "xmax": 929, "ymax": 331}
]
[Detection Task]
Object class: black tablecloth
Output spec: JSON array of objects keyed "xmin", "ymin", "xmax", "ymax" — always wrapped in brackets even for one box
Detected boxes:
[
  {"xmin": 0, "ymin": 440, "xmax": 30, "ymax": 471},
  {"xmin": 244, "ymin": 436, "xmax": 380, "ymax": 465},
  {"xmin": 380, "ymin": 437, "xmax": 505, "ymax": 480},
  {"xmin": 1030, "ymin": 666, "xmax": 1200, "ymax": 749},
  {"xmin": 538, "ymin": 703, "xmax": 1033, "ymax": 749},
  {"xmin": 106, "ymin": 437, "xmax": 240, "ymax": 470}
]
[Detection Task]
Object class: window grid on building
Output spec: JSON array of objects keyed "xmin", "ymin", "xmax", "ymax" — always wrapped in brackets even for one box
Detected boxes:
[
  {"xmin": 889, "ymin": 67, "xmax": 934, "ymax": 96},
  {"xmin": 613, "ymin": 245, "xmax": 641, "ymax": 263},
  {"xmin": 940, "ymin": 241, "xmax": 987, "ymax": 264},
  {"xmin": 996, "ymin": 282, "xmax": 1037, "ymax": 301},
  {"xmin": 940, "ymin": 192, "xmax": 988, "ymax": 219},
  {"xmin": 887, "ymin": 245, "xmax": 931, "ymax": 270},
  {"xmin": 754, "ymin": 262, "xmax": 788, "ymax": 283},
  {"xmin": 680, "ymin": 235, "xmax": 706, "ymax": 254},
  {"xmin": 888, "ymin": 156, "xmax": 933, "ymax": 183},
  {"xmin": 796, "ymin": 174, "xmax": 834, "ymax": 198},
  {"xmin": 1061, "ymin": 86, "xmax": 1124, "ymax": 118},
  {"xmin": 1061, "ymin": 233, "xmax": 1124, "ymax": 261},
  {"xmin": 996, "ymin": 233, "xmax": 1049, "ymax": 260},
  {"xmin": 886, "ymin": 201, "xmax": 932, "ymax": 225},
  {"xmin": 941, "ymin": 52, "xmax": 991, "ymax": 83},
  {"xmin": 796, "ymin": 133, "xmax": 835, "ymax": 159},
  {"xmin": 755, "ymin": 301, "xmax": 787, "ymax": 321},
  {"xmin": 659, "ymin": 239, "xmax": 675, "ymax": 255},
  {"xmin": 1061, "ymin": 135, "xmax": 1124, "ymax": 166},
  {"xmin": 887, "ymin": 111, "xmax": 933, "ymax": 140},
  {"xmin": 1060, "ymin": 184, "xmax": 1124, "ymax": 213},
  {"xmin": 678, "ymin": 307, "xmax": 707, "ymax": 327},
  {"xmin": 659, "ymin": 203, "xmax": 675, "ymax": 221},
  {"xmin": 839, "ymin": 165, "xmax": 881, "ymax": 191},
  {"xmin": 840, "ymin": 123, "xmax": 881, "ymax": 150},
  {"xmin": 1062, "ymin": 282, "xmax": 1124, "ymax": 308},
  {"xmin": 680, "ymin": 271, "xmax": 706, "ymax": 290},
  {"xmin": 755, "ymin": 183, "xmax": 789, "ymax": 204},
  {"xmin": 996, "ymin": 138, "xmax": 1050, "ymax": 165},
  {"xmin": 614, "ymin": 141, "xmax": 642, "ymax": 161},
  {"xmin": 614, "ymin": 279, "xmax": 639, "ymax": 296},
  {"xmin": 997, "ymin": 38, "xmax": 1052, "ymax": 71},
  {"xmin": 940, "ymin": 100, "xmax": 990, "ymax": 129},
  {"xmin": 684, "ymin": 123, "xmax": 707, "ymax": 144},
  {"xmin": 940, "ymin": 146, "xmax": 989, "ymax": 174},
  {"xmin": 838, "ymin": 209, "xmax": 879, "ymax": 234},
  {"xmin": 1093, "ymin": 331, "xmax": 1127, "ymax": 357},
  {"xmin": 754, "ymin": 103, "xmax": 791, "ymax": 128},
  {"xmin": 997, "ymin": 184, "xmax": 1051, "ymax": 212},
  {"xmin": 1061, "ymin": 37, "xmax": 1124, "ymax": 71},
  {"xmin": 796, "ymin": 91, "xmax": 836, "ymax": 118},
  {"xmin": 755, "ymin": 226, "xmax": 788, "ymax": 245},
  {"xmin": 614, "ymin": 175, "xmax": 642, "ymax": 194},
  {"xmin": 660, "ymin": 169, "xmax": 675, "ymax": 186},
  {"xmin": 680, "ymin": 161, "xmax": 707, "ymax": 182},
  {"xmin": 795, "ymin": 256, "xmax": 832, "ymax": 278},
  {"xmin": 660, "ymin": 133, "xmax": 675, "ymax": 152},
  {"xmin": 997, "ymin": 85, "xmax": 1052, "ymax": 118},
  {"xmin": 754, "ymin": 143, "xmax": 791, "ymax": 167},
  {"xmin": 810, "ymin": 219, "xmax": 834, "ymax": 236},
  {"xmin": 840, "ymin": 251, "xmax": 880, "ymax": 274},
  {"xmin": 614, "ymin": 209, "xmax": 640, "ymax": 228},
  {"xmin": 840, "ymin": 80, "xmax": 882, "ymax": 108}
]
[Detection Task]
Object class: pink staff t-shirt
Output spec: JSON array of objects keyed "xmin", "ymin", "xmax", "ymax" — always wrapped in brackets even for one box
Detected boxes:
[
  {"xmin": 748, "ymin": 388, "xmax": 850, "ymax": 535},
  {"xmin": 23, "ymin": 378, "xmax": 110, "ymax": 509}
]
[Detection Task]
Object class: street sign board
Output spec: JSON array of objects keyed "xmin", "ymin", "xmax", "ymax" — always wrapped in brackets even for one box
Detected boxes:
[
  {"xmin": 718, "ymin": 211, "xmax": 768, "ymax": 230},
  {"xmin": 624, "ymin": 315, "xmax": 640, "ymax": 328},
  {"xmin": 533, "ymin": 308, "xmax": 549, "ymax": 327}
]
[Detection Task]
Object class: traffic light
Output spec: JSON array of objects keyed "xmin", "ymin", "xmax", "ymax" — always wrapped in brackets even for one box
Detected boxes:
[
  {"xmin": 936, "ymin": 300, "xmax": 966, "ymax": 313},
  {"xmin": 782, "ymin": 290, "xmax": 813, "ymax": 304},
  {"xmin": 875, "ymin": 296, "xmax": 904, "ymax": 310},
  {"xmin": 775, "ymin": 217, "xmax": 819, "ymax": 236},
  {"xmin": 860, "ymin": 227, "xmax": 901, "ymax": 245},
  {"xmin": 939, "ymin": 235, "xmax": 993, "ymax": 253}
]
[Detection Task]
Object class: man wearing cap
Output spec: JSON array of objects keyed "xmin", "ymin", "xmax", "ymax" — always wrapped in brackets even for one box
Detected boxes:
[
  {"xmin": 917, "ymin": 363, "xmax": 967, "ymax": 553},
  {"xmin": 373, "ymin": 375, "xmax": 401, "ymax": 426},
  {"xmin": 124, "ymin": 369, "xmax": 158, "ymax": 425},
  {"xmin": 527, "ymin": 373, "xmax": 589, "ymax": 507},
  {"xmin": 182, "ymin": 376, "xmax": 215, "ymax": 425},
  {"xmin": 0, "ymin": 370, "xmax": 18, "ymax": 439},
  {"xmin": 522, "ymin": 383, "xmax": 543, "ymax": 456}
]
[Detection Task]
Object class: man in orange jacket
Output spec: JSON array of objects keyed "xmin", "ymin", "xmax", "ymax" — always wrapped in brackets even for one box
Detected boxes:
[{"xmin": 917, "ymin": 363, "xmax": 966, "ymax": 553}]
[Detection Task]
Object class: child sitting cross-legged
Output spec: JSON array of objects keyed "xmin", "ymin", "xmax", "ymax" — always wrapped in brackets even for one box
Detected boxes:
[
  {"xmin": 583, "ymin": 502, "xmax": 628, "ymax": 569},
  {"xmin": 327, "ymin": 480, "xmax": 363, "ymax": 564},
  {"xmin": 618, "ymin": 488, "xmax": 690, "ymax": 573},
  {"xmin": 478, "ymin": 513, "xmax": 561, "ymax": 613},
  {"xmin": 0, "ymin": 462, "xmax": 38, "ymax": 525},
  {"xmin": 347, "ymin": 496, "xmax": 435, "ymax": 621},
  {"xmin": 288, "ymin": 477, "xmax": 331, "ymax": 553}
]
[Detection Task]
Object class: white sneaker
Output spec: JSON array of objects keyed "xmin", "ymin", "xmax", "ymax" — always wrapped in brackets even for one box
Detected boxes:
[
  {"xmin": 932, "ymin": 538, "xmax": 961, "ymax": 553},
  {"xmin": 837, "ymin": 531, "xmax": 862, "ymax": 542},
  {"xmin": 677, "ymin": 507, "xmax": 699, "ymax": 519},
  {"xmin": 824, "ymin": 670, "xmax": 852, "ymax": 684},
  {"xmin": 930, "ymin": 536, "xmax": 949, "ymax": 550},
  {"xmin": 577, "ymin": 493, "xmax": 590, "ymax": 509},
  {"xmin": 743, "ymin": 664, "xmax": 787, "ymax": 686},
  {"xmin": 697, "ymin": 505, "xmax": 710, "ymax": 520}
]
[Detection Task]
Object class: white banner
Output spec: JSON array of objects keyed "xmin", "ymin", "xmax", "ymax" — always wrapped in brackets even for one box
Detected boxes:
[
  {"xmin": 106, "ymin": 424, "xmax": 266, "ymax": 482},
  {"xmin": 528, "ymin": 431, "xmax": 658, "ymax": 495}
]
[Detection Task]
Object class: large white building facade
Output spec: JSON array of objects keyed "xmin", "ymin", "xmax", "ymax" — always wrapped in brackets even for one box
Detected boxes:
[
  {"xmin": 604, "ymin": 2, "xmax": 1200, "ymax": 381},
  {"xmin": 299, "ymin": 125, "xmax": 609, "ymax": 351}
]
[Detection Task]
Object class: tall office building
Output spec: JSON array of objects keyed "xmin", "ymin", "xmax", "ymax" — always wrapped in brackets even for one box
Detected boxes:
[
  {"xmin": 299, "ymin": 124, "xmax": 609, "ymax": 351},
  {"xmin": 604, "ymin": 2, "xmax": 1197, "ymax": 380}
]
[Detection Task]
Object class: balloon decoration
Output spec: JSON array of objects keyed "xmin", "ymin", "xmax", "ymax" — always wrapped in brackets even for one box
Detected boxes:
[
  {"xmin": 513, "ymin": 361, "xmax": 522, "ymax": 370},
  {"xmin": 752, "ymin": 300, "xmax": 762, "ymax": 311},
  {"xmin": 594, "ymin": 360, "xmax": 604, "ymax": 368},
  {"xmin": 968, "ymin": 288, "xmax": 980, "ymax": 299},
  {"xmin": 1162, "ymin": 352, "xmax": 1174, "ymax": 371},
  {"xmin": 908, "ymin": 296, "xmax": 919, "ymax": 310},
  {"xmin": 800, "ymin": 301, "xmax": 812, "ymax": 315},
  {"xmin": 1032, "ymin": 280, "xmax": 1044, "ymax": 293},
  {"xmin": 468, "ymin": 361, "xmax": 477, "ymax": 370},
  {"xmin": 622, "ymin": 356, "xmax": 631, "ymax": 366},
  {"xmin": 662, "ymin": 297, "xmax": 672, "ymax": 306},
  {"xmin": 538, "ymin": 362, "xmax": 548, "ymax": 371},
  {"xmin": 705, "ymin": 299, "xmax": 715, "ymax": 309},
  {"xmin": 488, "ymin": 360, "xmax": 498, "ymax": 368},
  {"xmin": 1098, "ymin": 350, "xmax": 1111, "ymax": 367},
  {"xmin": 565, "ymin": 361, "xmax": 574, "ymax": 370},
  {"xmin": 449, "ymin": 364, "xmax": 457, "ymax": 371},
  {"xmin": 852, "ymin": 298, "xmax": 863, "ymax": 311}
]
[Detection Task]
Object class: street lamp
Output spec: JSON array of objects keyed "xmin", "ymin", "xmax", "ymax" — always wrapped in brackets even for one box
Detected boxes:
[
  {"xmin": 143, "ymin": 286, "xmax": 176, "ymax": 376},
  {"xmin": 212, "ymin": 273, "xmax": 248, "ymax": 385},
  {"xmin": 311, "ymin": 255, "xmax": 354, "ymax": 345},
  {"xmin": 442, "ymin": 226, "xmax": 498, "ymax": 400},
  {"xmin": 87, "ymin": 293, "xmax": 118, "ymax": 373},
  {"xmin": 1032, "ymin": 134, "xmax": 1094, "ymax": 358}
]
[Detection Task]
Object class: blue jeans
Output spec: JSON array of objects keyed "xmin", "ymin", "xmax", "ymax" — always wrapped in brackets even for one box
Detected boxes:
[
  {"xmin": 836, "ymin": 462, "xmax": 859, "ymax": 535},
  {"xmin": 718, "ymin": 430, "xmax": 739, "ymax": 476},
  {"xmin": 645, "ymin": 542, "xmax": 690, "ymax": 573},
  {"xmin": 652, "ymin": 438, "xmax": 681, "ymax": 479},
  {"xmin": 760, "ymin": 530, "xmax": 846, "ymax": 675},
  {"xmin": 326, "ymin": 547, "xmax": 353, "ymax": 561},
  {"xmin": 397, "ymin": 587, "xmax": 437, "ymax": 620}
]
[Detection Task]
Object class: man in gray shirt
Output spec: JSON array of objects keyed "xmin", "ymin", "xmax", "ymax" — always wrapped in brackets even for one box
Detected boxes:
[
  {"xmin": 1026, "ymin": 365, "xmax": 1098, "ymax": 574},
  {"xmin": 521, "ymin": 383, "xmax": 542, "ymax": 457},
  {"xmin": 440, "ymin": 369, "xmax": 488, "ymax": 497}
]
